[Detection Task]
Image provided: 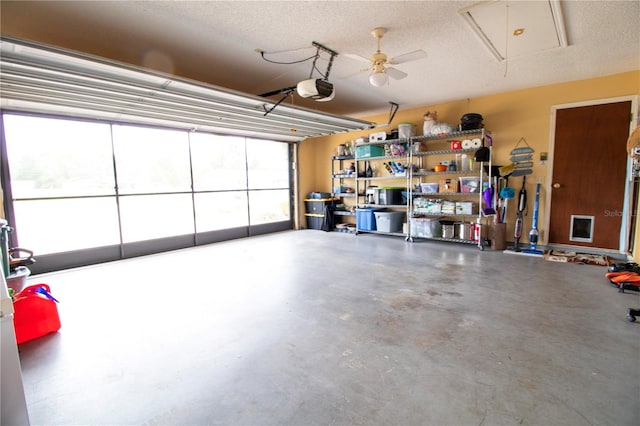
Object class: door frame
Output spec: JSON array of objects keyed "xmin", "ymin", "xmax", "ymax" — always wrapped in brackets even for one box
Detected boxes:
[{"xmin": 544, "ymin": 95, "xmax": 639, "ymax": 255}]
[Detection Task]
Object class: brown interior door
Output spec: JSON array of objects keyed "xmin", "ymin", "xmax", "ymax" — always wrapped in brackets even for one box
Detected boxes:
[{"xmin": 549, "ymin": 101, "xmax": 631, "ymax": 249}]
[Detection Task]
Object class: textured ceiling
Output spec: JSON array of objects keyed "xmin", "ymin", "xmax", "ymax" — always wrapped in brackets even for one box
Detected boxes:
[{"xmin": 1, "ymin": 1, "xmax": 639, "ymax": 118}]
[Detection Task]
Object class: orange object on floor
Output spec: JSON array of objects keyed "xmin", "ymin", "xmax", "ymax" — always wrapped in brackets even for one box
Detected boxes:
[
  {"xmin": 605, "ymin": 271, "xmax": 640, "ymax": 283},
  {"xmin": 13, "ymin": 284, "xmax": 61, "ymax": 344}
]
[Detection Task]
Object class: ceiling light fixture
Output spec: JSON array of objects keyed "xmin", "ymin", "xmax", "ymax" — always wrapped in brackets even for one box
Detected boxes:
[{"xmin": 369, "ymin": 70, "xmax": 388, "ymax": 87}]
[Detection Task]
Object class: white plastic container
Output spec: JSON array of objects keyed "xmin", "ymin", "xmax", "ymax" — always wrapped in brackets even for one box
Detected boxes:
[
  {"xmin": 460, "ymin": 154, "xmax": 470, "ymax": 172},
  {"xmin": 419, "ymin": 182, "xmax": 439, "ymax": 194},
  {"xmin": 374, "ymin": 211, "xmax": 405, "ymax": 233},
  {"xmin": 410, "ymin": 217, "xmax": 442, "ymax": 238},
  {"xmin": 398, "ymin": 123, "xmax": 416, "ymax": 139}
]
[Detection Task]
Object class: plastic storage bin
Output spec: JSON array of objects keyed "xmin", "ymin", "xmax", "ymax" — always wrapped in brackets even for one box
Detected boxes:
[
  {"xmin": 419, "ymin": 182, "xmax": 439, "ymax": 194},
  {"xmin": 304, "ymin": 198, "xmax": 334, "ymax": 213},
  {"xmin": 355, "ymin": 145, "xmax": 385, "ymax": 158},
  {"xmin": 307, "ymin": 192, "xmax": 331, "ymax": 199},
  {"xmin": 459, "ymin": 177, "xmax": 480, "ymax": 193},
  {"xmin": 410, "ymin": 217, "xmax": 443, "ymax": 238},
  {"xmin": 378, "ymin": 188, "xmax": 404, "ymax": 205},
  {"xmin": 304, "ymin": 213, "xmax": 324, "ymax": 230},
  {"xmin": 356, "ymin": 207, "xmax": 384, "ymax": 231},
  {"xmin": 373, "ymin": 211, "xmax": 405, "ymax": 233},
  {"xmin": 5, "ymin": 266, "xmax": 30, "ymax": 294},
  {"xmin": 398, "ymin": 123, "xmax": 416, "ymax": 139}
]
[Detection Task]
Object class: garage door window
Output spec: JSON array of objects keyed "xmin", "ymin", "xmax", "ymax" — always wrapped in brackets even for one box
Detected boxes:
[{"xmin": 1, "ymin": 113, "xmax": 292, "ymax": 268}]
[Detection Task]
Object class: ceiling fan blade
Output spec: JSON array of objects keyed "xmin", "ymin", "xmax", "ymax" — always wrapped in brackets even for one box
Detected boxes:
[
  {"xmin": 389, "ymin": 49, "xmax": 427, "ymax": 65},
  {"xmin": 343, "ymin": 53, "xmax": 372, "ymax": 64},
  {"xmin": 386, "ymin": 67, "xmax": 408, "ymax": 80}
]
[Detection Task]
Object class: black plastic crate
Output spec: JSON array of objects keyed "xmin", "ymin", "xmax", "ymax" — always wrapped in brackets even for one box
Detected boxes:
[
  {"xmin": 304, "ymin": 198, "xmax": 333, "ymax": 214},
  {"xmin": 378, "ymin": 188, "xmax": 404, "ymax": 205},
  {"xmin": 305, "ymin": 213, "xmax": 324, "ymax": 230}
]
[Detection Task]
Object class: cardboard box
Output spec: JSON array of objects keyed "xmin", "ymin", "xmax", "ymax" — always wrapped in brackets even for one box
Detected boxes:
[
  {"xmin": 441, "ymin": 201, "xmax": 456, "ymax": 214},
  {"xmin": 413, "ymin": 198, "xmax": 441, "ymax": 214},
  {"xmin": 455, "ymin": 201, "xmax": 475, "ymax": 215}
]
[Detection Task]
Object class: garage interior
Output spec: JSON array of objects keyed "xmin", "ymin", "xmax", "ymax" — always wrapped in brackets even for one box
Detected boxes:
[
  {"xmin": 16, "ymin": 232, "xmax": 640, "ymax": 425},
  {"xmin": 1, "ymin": 1, "xmax": 639, "ymax": 425}
]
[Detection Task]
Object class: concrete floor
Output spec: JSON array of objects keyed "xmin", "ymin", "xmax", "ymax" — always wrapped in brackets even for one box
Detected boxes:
[{"xmin": 16, "ymin": 231, "xmax": 640, "ymax": 425}]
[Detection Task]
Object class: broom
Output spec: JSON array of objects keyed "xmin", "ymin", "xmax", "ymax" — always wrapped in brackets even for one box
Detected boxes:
[{"xmin": 499, "ymin": 186, "xmax": 515, "ymax": 224}]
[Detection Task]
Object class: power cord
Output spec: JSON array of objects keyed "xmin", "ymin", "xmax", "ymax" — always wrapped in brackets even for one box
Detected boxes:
[{"xmin": 258, "ymin": 50, "xmax": 320, "ymax": 66}]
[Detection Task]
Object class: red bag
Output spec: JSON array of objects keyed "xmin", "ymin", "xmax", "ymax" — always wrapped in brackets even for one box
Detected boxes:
[{"xmin": 13, "ymin": 284, "xmax": 61, "ymax": 344}]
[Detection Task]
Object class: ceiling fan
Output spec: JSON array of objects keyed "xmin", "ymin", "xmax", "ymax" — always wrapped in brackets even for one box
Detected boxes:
[{"xmin": 345, "ymin": 27, "xmax": 427, "ymax": 87}]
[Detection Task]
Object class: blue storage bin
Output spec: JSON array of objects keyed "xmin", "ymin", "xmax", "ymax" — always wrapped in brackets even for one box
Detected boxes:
[
  {"xmin": 355, "ymin": 145, "xmax": 385, "ymax": 158},
  {"xmin": 356, "ymin": 207, "xmax": 385, "ymax": 231}
]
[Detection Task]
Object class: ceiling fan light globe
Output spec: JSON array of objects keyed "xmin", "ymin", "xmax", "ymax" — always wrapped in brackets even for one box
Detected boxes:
[{"xmin": 369, "ymin": 72, "xmax": 388, "ymax": 87}]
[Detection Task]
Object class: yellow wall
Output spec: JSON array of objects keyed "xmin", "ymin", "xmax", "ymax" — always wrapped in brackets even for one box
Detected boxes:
[{"xmin": 299, "ymin": 71, "xmax": 640, "ymax": 252}]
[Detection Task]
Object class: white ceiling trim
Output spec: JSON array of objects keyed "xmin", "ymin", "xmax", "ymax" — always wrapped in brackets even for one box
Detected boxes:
[{"xmin": 0, "ymin": 37, "xmax": 374, "ymax": 142}]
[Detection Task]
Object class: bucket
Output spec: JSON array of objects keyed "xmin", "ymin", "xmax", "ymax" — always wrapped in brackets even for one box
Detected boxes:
[
  {"xmin": 442, "ymin": 224, "xmax": 455, "ymax": 239},
  {"xmin": 457, "ymin": 222, "xmax": 473, "ymax": 240}
]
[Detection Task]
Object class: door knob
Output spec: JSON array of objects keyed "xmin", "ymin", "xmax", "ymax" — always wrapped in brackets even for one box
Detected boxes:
[{"xmin": 553, "ymin": 183, "xmax": 561, "ymax": 188}]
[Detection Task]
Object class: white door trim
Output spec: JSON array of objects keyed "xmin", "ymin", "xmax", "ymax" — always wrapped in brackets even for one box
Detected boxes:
[{"xmin": 545, "ymin": 95, "xmax": 639, "ymax": 254}]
